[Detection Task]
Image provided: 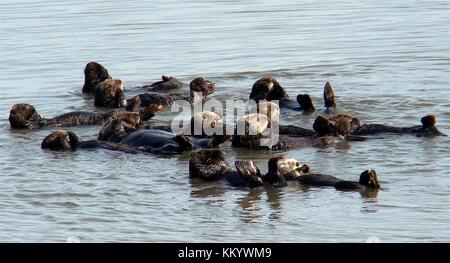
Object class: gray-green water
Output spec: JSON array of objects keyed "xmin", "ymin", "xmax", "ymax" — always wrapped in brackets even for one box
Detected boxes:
[{"xmin": 0, "ymin": 0, "xmax": 449, "ymax": 242}]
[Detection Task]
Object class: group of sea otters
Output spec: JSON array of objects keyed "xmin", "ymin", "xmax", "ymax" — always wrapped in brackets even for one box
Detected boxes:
[{"xmin": 9, "ymin": 62, "xmax": 447, "ymax": 193}]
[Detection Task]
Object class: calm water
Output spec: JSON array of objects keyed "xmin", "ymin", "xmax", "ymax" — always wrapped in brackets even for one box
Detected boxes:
[{"xmin": 1, "ymin": 0, "xmax": 449, "ymax": 242}]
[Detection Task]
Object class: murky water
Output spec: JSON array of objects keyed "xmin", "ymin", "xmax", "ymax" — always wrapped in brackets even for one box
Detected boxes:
[{"xmin": 1, "ymin": 0, "xmax": 449, "ymax": 242}]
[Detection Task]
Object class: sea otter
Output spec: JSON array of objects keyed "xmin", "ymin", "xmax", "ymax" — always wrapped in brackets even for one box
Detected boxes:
[
  {"xmin": 145, "ymin": 75, "xmax": 185, "ymax": 91},
  {"xmin": 249, "ymin": 76, "xmax": 312, "ymax": 111},
  {"xmin": 225, "ymin": 158, "xmax": 287, "ymax": 187},
  {"xmin": 94, "ymin": 79, "xmax": 126, "ymax": 108},
  {"xmin": 8, "ymin": 103, "xmax": 141, "ymax": 129},
  {"xmin": 82, "ymin": 61, "xmax": 111, "ymax": 94},
  {"xmin": 126, "ymin": 77, "xmax": 215, "ymax": 114},
  {"xmin": 313, "ymin": 114, "xmax": 361, "ymax": 137},
  {"xmin": 81, "ymin": 62, "xmax": 125, "ymax": 108},
  {"xmin": 265, "ymin": 155, "xmax": 380, "ymax": 190},
  {"xmin": 189, "ymin": 150, "xmax": 286, "ymax": 187},
  {"xmin": 189, "ymin": 149, "xmax": 231, "ymax": 180},
  {"xmin": 125, "ymin": 94, "xmax": 173, "ymax": 120},
  {"xmin": 41, "ymin": 130, "xmax": 150, "ymax": 154},
  {"xmin": 98, "ymin": 116, "xmax": 230, "ymax": 153},
  {"xmin": 231, "ymin": 113, "xmax": 346, "ymax": 150},
  {"xmin": 351, "ymin": 115, "xmax": 446, "ymax": 137},
  {"xmin": 249, "ymin": 77, "xmax": 337, "ymax": 112}
]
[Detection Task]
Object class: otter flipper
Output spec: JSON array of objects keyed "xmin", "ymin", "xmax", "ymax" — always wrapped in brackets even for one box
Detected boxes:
[
  {"xmin": 323, "ymin": 81, "xmax": 335, "ymax": 113},
  {"xmin": 224, "ymin": 160, "xmax": 263, "ymax": 188}
]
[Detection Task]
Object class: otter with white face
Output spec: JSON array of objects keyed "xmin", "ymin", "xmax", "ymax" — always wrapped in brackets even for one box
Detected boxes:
[
  {"xmin": 236, "ymin": 113, "xmax": 270, "ymax": 136},
  {"xmin": 277, "ymin": 158, "xmax": 311, "ymax": 180},
  {"xmin": 249, "ymin": 101, "xmax": 280, "ymax": 124}
]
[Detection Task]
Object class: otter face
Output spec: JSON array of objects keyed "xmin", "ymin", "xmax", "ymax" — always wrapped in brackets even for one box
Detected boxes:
[
  {"xmin": 41, "ymin": 130, "xmax": 80, "ymax": 151},
  {"xmin": 323, "ymin": 81, "xmax": 336, "ymax": 108},
  {"xmin": 331, "ymin": 115, "xmax": 360, "ymax": 137},
  {"xmin": 237, "ymin": 113, "xmax": 269, "ymax": 136},
  {"xmin": 313, "ymin": 115, "xmax": 335, "ymax": 136},
  {"xmin": 9, "ymin": 103, "xmax": 43, "ymax": 129},
  {"xmin": 249, "ymin": 77, "xmax": 287, "ymax": 102},
  {"xmin": 421, "ymin": 115, "xmax": 436, "ymax": 129},
  {"xmin": 98, "ymin": 116, "xmax": 138, "ymax": 142},
  {"xmin": 82, "ymin": 62, "xmax": 111, "ymax": 93},
  {"xmin": 249, "ymin": 101, "xmax": 280, "ymax": 123},
  {"xmin": 94, "ymin": 79, "xmax": 125, "ymax": 108},
  {"xmin": 297, "ymin": 94, "xmax": 315, "ymax": 112},
  {"xmin": 189, "ymin": 77, "xmax": 215, "ymax": 100},
  {"xmin": 359, "ymin": 169, "xmax": 380, "ymax": 189},
  {"xmin": 277, "ymin": 158, "xmax": 311, "ymax": 179},
  {"xmin": 126, "ymin": 94, "xmax": 172, "ymax": 120},
  {"xmin": 192, "ymin": 111, "xmax": 222, "ymax": 131},
  {"xmin": 112, "ymin": 112, "xmax": 142, "ymax": 128}
]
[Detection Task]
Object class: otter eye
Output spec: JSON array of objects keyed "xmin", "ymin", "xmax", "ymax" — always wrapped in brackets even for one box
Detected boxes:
[{"xmin": 296, "ymin": 162, "xmax": 300, "ymax": 167}]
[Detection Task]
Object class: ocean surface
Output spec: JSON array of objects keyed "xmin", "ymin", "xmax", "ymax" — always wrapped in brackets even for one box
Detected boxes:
[{"xmin": 0, "ymin": 0, "xmax": 449, "ymax": 242}]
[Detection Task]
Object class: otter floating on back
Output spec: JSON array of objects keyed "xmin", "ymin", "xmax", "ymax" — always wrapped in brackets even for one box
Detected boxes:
[
  {"xmin": 97, "ymin": 115, "xmax": 230, "ymax": 153},
  {"xmin": 8, "ymin": 103, "xmax": 141, "ymax": 129}
]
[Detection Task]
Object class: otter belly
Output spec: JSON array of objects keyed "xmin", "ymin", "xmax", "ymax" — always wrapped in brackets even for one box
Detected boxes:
[{"xmin": 120, "ymin": 130, "xmax": 178, "ymax": 149}]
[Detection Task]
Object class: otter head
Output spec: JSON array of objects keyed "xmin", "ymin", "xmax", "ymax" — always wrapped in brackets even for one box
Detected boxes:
[
  {"xmin": 9, "ymin": 103, "xmax": 43, "ymax": 129},
  {"xmin": 237, "ymin": 113, "xmax": 270, "ymax": 136},
  {"xmin": 189, "ymin": 149, "xmax": 230, "ymax": 180},
  {"xmin": 277, "ymin": 158, "xmax": 311, "ymax": 180},
  {"xmin": 297, "ymin": 94, "xmax": 315, "ymax": 112},
  {"xmin": 250, "ymin": 76, "xmax": 287, "ymax": 103},
  {"xmin": 313, "ymin": 115, "xmax": 336, "ymax": 136},
  {"xmin": 421, "ymin": 115, "xmax": 436, "ymax": 130},
  {"xmin": 264, "ymin": 155, "xmax": 289, "ymax": 185},
  {"xmin": 323, "ymin": 81, "xmax": 336, "ymax": 109},
  {"xmin": 189, "ymin": 111, "xmax": 222, "ymax": 136},
  {"xmin": 359, "ymin": 169, "xmax": 380, "ymax": 189},
  {"xmin": 112, "ymin": 112, "xmax": 142, "ymax": 128},
  {"xmin": 98, "ymin": 116, "xmax": 138, "ymax": 142},
  {"xmin": 94, "ymin": 79, "xmax": 126, "ymax": 108},
  {"xmin": 82, "ymin": 62, "xmax": 111, "ymax": 93},
  {"xmin": 126, "ymin": 94, "xmax": 172, "ymax": 121},
  {"xmin": 189, "ymin": 77, "xmax": 215, "ymax": 102},
  {"xmin": 332, "ymin": 114, "xmax": 360, "ymax": 137},
  {"xmin": 41, "ymin": 130, "xmax": 80, "ymax": 151},
  {"xmin": 249, "ymin": 101, "xmax": 280, "ymax": 124}
]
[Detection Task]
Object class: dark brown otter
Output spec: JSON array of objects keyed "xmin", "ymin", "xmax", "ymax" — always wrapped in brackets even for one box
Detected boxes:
[
  {"xmin": 41, "ymin": 130, "xmax": 149, "ymax": 154},
  {"xmin": 189, "ymin": 77, "xmax": 215, "ymax": 102},
  {"xmin": 323, "ymin": 81, "xmax": 336, "ymax": 111},
  {"xmin": 334, "ymin": 169, "xmax": 380, "ymax": 190},
  {"xmin": 249, "ymin": 77, "xmax": 287, "ymax": 103},
  {"xmin": 313, "ymin": 114, "xmax": 361, "ymax": 137},
  {"xmin": 249, "ymin": 76, "xmax": 306, "ymax": 111},
  {"xmin": 351, "ymin": 115, "xmax": 446, "ymax": 137},
  {"xmin": 296, "ymin": 94, "xmax": 315, "ymax": 112},
  {"xmin": 225, "ymin": 156, "xmax": 287, "ymax": 187},
  {"xmin": 8, "ymin": 103, "xmax": 136, "ymax": 129},
  {"xmin": 189, "ymin": 149, "xmax": 231, "ymax": 180},
  {"xmin": 94, "ymin": 79, "xmax": 126, "ymax": 108},
  {"xmin": 82, "ymin": 62, "xmax": 111, "ymax": 94},
  {"xmin": 125, "ymin": 93, "xmax": 173, "ymax": 120},
  {"xmin": 98, "ymin": 116, "xmax": 230, "ymax": 153},
  {"xmin": 147, "ymin": 75, "xmax": 184, "ymax": 91}
]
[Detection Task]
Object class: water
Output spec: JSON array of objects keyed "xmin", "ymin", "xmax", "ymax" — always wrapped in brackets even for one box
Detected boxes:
[{"xmin": 1, "ymin": 0, "xmax": 449, "ymax": 242}]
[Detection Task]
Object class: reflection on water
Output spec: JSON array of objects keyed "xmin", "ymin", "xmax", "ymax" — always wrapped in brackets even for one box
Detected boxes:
[{"xmin": 1, "ymin": 0, "xmax": 450, "ymax": 242}]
